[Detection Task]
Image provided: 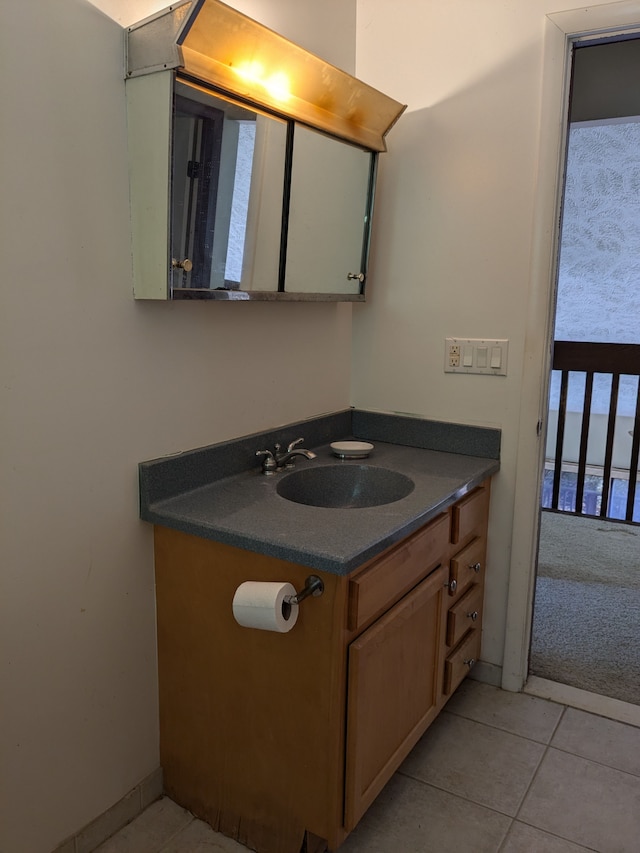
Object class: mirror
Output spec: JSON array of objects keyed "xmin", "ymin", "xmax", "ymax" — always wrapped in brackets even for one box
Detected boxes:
[
  {"xmin": 285, "ymin": 125, "xmax": 373, "ymax": 295},
  {"xmin": 170, "ymin": 80, "xmax": 376, "ymax": 300},
  {"xmin": 171, "ymin": 82, "xmax": 286, "ymax": 296}
]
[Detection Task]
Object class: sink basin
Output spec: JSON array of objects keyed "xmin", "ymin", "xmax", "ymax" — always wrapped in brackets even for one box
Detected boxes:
[{"xmin": 276, "ymin": 464, "xmax": 415, "ymax": 508}]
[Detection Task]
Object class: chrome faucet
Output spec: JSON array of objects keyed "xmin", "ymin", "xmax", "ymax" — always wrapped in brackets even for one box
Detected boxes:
[
  {"xmin": 275, "ymin": 442, "xmax": 317, "ymax": 468},
  {"xmin": 256, "ymin": 437, "xmax": 317, "ymax": 475}
]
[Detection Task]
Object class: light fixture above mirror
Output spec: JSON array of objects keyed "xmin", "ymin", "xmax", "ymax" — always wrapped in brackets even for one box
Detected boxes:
[{"xmin": 127, "ymin": 0, "xmax": 405, "ymax": 152}]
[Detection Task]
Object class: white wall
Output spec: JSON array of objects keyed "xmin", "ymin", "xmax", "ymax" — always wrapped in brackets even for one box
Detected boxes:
[
  {"xmin": 0, "ymin": 2, "xmax": 355, "ymax": 851},
  {"xmin": 352, "ymin": 0, "xmax": 639, "ymax": 677}
]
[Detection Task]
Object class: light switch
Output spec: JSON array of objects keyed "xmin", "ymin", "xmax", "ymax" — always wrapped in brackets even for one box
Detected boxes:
[{"xmin": 444, "ymin": 338, "xmax": 508, "ymax": 375}]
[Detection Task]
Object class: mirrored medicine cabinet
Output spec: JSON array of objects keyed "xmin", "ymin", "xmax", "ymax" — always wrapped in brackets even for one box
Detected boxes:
[{"xmin": 125, "ymin": 0, "xmax": 405, "ymax": 301}]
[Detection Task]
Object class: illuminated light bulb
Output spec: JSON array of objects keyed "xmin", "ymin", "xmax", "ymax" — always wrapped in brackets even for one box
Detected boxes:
[
  {"xmin": 264, "ymin": 72, "xmax": 291, "ymax": 101},
  {"xmin": 234, "ymin": 60, "xmax": 264, "ymax": 83},
  {"xmin": 230, "ymin": 60, "xmax": 290, "ymax": 102}
]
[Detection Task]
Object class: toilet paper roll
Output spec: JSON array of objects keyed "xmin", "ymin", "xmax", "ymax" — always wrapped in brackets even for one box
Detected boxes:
[{"xmin": 232, "ymin": 581, "xmax": 299, "ymax": 632}]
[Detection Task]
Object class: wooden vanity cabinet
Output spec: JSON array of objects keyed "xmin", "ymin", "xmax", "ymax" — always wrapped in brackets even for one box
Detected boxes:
[{"xmin": 152, "ymin": 480, "xmax": 490, "ymax": 853}]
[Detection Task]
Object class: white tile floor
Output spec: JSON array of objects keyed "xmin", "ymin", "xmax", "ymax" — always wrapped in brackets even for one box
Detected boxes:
[{"xmin": 94, "ymin": 680, "xmax": 640, "ymax": 853}]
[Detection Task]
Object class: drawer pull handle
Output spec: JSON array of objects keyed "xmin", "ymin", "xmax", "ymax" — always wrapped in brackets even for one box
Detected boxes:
[
  {"xmin": 469, "ymin": 562, "xmax": 481, "ymax": 573},
  {"xmin": 464, "ymin": 657, "xmax": 476, "ymax": 669},
  {"xmin": 448, "ymin": 579, "xmax": 457, "ymax": 593},
  {"xmin": 467, "ymin": 610, "xmax": 479, "ymax": 622}
]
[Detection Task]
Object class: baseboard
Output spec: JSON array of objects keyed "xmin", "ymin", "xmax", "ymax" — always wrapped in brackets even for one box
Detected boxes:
[
  {"xmin": 52, "ymin": 767, "xmax": 163, "ymax": 853},
  {"xmin": 469, "ymin": 660, "xmax": 502, "ymax": 688}
]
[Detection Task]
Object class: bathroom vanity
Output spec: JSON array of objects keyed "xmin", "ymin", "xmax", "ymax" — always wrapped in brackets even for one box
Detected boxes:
[{"xmin": 140, "ymin": 410, "xmax": 499, "ymax": 853}]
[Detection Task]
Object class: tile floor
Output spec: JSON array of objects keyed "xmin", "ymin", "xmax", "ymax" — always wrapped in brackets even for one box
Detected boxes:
[{"xmin": 94, "ymin": 680, "xmax": 640, "ymax": 853}]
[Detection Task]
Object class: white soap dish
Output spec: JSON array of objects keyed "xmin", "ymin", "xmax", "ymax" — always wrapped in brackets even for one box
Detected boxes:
[{"xmin": 330, "ymin": 440, "xmax": 374, "ymax": 459}]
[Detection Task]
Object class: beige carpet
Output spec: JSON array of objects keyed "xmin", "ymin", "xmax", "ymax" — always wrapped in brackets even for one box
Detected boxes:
[{"xmin": 530, "ymin": 511, "xmax": 640, "ymax": 706}]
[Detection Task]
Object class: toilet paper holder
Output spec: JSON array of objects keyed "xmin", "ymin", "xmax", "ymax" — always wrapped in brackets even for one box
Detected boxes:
[{"xmin": 284, "ymin": 575, "xmax": 324, "ymax": 609}]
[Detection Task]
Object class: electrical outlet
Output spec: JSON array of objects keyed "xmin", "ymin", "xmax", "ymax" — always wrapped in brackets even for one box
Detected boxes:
[{"xmin": 448, "ymin": 343, "xmax": 461, "ymax": 368}]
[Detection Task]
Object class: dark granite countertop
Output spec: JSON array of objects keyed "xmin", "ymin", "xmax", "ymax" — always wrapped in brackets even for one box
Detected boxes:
[{"xmin": 139, "ymin": 410, "xmax": 500, "ymax": 575}]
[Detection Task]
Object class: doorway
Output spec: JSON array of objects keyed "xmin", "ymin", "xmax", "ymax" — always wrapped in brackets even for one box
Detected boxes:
[{"xmin": 528, "ymin": 36, "xmax": 640, "ymax": 706}]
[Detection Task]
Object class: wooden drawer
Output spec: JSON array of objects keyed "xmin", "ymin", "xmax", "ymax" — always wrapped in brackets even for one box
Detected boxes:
[
  {"xmin": 446, "ymin": 581, "xmax": 483, "ymax": 648},
  {"xmin": 443, "ymin": 627, "xmax": 481, "ymax": 696},
  {"xmin": 449, "ymin": 535, "xmax": 485, "ymax": 599},
  {"xmin": 348, "ymin": 513, "xmax": 449, "ymax": 632},
  {"xmin": 450, "ymin": 484, "xmax": 489, "ymax": 546}
]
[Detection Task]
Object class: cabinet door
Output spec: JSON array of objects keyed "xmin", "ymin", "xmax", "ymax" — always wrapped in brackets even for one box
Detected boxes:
[{"xmin": 344, "ymin": 564, "xmax": 448, "ymax": 830}]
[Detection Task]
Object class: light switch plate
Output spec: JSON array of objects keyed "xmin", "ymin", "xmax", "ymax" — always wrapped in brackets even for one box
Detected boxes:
[{"xmin": 444, "ymin": 338, "xmax": 509, "ymax": 375}]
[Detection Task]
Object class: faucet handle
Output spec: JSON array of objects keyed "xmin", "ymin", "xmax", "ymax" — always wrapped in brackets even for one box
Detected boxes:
[
  {"xmin": 287, "ymin": 437, "xmax": 304, "ymax": 453},
  {"xmin": 256, "ymin": 449, "xmax": 278, "ymax": 475}
]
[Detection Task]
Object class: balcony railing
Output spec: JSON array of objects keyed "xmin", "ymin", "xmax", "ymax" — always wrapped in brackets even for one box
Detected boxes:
[{"xmin": 545, "ymin": 341, "xmax": 640, "ymax": 523}]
